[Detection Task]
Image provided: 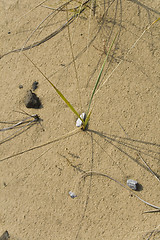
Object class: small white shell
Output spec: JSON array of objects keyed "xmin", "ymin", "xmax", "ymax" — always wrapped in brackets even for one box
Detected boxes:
[
  {"xmin": 127, "ymin": 179, "xmax": 138, "ymax": 191},
  {"xmin": 69, "ymin": 191, "xmax": 77, "ymax": 199},
  {"xmin": 76, "ymin": 113, "xmax": 86, "ymax": 127}
]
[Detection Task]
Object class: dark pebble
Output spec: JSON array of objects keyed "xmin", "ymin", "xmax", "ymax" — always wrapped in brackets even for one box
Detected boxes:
[
  {"xmin": 19, "ymin": 84, "xmax": 23, "ymax": 89},
  {"xmin": 24, "ymin": 90, "xmax": 41, "ymax": 109},
  {"xmin": 0, "ymin": 230, "xmax": 10, "ymax": 240},
  {"xmin": 32, "ymin": 81, "xmax": 39, "ymax": 91}
]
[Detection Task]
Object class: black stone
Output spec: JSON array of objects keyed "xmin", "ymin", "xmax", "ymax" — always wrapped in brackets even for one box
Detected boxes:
[
  {"xmin": 24, "ymin": 90, "xmax": 41, "ymax": 109},
  {"xmin": 0, "ymin": 230, "xmax": 10, "ymax": 240},
  {"xmin": 19, "ymin": 84, "xmax": 23, "ymax": 89},
  {"xmin": 32, "ymin": 81, "xmax": 39, "ymax": 91}
]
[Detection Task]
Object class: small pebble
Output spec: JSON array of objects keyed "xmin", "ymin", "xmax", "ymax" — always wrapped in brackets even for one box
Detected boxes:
[
  {"xmin": 69, "ymin": 191, "xmax": 77, "ymax": 199},
  {"xmin": 127, "ymin": 179, "xmax": 138, "ymax": 191},
  {"xmin": 76, "ymin": 112, "xmax": 86, "ymax": 127},
  {"xmin": 19, "ymin": 84, "xmax": 23, "ymax": 89},
  {"xmin": 3, "ymin": 182, "xmax": 7, "ymax": 187},
  {"xmin": 32, "ymin": 81, "xmax": 39, "ymax": 91}
]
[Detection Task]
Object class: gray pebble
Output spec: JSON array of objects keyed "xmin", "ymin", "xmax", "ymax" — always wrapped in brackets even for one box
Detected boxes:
[{"xmin": 127, "ymin": 179, "xmax": 138, "ymax": 191}]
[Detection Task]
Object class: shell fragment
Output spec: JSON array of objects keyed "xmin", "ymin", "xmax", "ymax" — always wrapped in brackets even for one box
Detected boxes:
[
  {"xmin": 69, "ymin": 191, "xmax": 77, "ymax": 199},
  {"xmin": 76, "ymin": 113, "xmax": 86, "ymax": 127}
]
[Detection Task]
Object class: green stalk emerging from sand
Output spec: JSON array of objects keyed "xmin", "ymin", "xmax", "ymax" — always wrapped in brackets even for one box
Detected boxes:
[
  {"xmin": 87, "ymin": 33, "xmax": 118, "ymax": 115},
  {"xmin": 23, "ymin": 15, "xmax": 160, "ymax": 130},
  {"xmin": 23, "ymin": 34, "xmax": 117, "ymax": 130}
]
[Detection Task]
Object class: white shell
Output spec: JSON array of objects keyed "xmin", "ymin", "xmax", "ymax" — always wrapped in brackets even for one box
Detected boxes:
[
  {"xmin": 76, "ymin": 113, "xmax": 86, "ymax": 127},
  {"xmin": 127, "ymin": 179, "xmax": 138, "ymax": 191},
  {"xmin": 69, "ymin": 191, "xmax": 77, "ymax": 199}
]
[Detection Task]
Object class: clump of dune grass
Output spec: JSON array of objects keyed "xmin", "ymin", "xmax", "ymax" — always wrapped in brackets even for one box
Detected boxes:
[
  {"xmin": 23, "ymin": 29, "xmax": 117, "ymax": 131},
  {"xmin": 0, "ymin": 2, "xmax": 159, "ymax": 217}
]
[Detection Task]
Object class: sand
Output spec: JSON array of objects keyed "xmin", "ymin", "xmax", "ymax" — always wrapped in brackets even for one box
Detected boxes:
[{"xmin": 0, "ymin": 1, "xmax": 160, "ymax": 239}]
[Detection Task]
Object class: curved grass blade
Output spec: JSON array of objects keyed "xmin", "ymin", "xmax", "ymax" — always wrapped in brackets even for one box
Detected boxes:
[
  {"xmin": 0, "ymin": 0, "xmax": 90, "ymax": 59},
  {"xmin": 81, "ymin": 171, "xmax": 160, "ymax": 210}
]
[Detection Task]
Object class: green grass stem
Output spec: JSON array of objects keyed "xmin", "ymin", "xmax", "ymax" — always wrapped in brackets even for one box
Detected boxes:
[{"xmin": 87, "ymin": 33, "xmax": 118, "ymax": 115}]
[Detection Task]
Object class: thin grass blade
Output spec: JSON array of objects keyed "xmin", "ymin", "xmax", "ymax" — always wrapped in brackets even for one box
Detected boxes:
[
  {"xmin": 151, "ymin": 17, "xmax": 160, "ymax": 26},
  {"xmin": 87, "ymin": 33, "xmax": 118, "ymax": 114},
  {"xmin": 84, "ymin": 110, "xmax": 92, "ymax": 129},
  {"xmin": 23, "ymin": 53, "xmax": 84, "ymax": 124}
]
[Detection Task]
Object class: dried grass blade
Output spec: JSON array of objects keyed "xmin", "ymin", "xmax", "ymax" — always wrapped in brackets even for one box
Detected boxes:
[{"xmin": 82, "ymin": 171, "xmax": 160, "ymax": 210}]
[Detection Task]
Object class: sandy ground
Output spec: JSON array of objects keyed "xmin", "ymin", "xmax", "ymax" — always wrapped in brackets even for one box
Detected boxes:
[{"xmin": 0, "ymin": 1, "xmax": 160, "ymax": 239}]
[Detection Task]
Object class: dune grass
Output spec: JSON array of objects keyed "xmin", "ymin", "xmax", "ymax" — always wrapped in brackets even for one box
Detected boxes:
[{"xmin": 23, "ymin": 32, "xmax": 117, "ymax": 130}]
